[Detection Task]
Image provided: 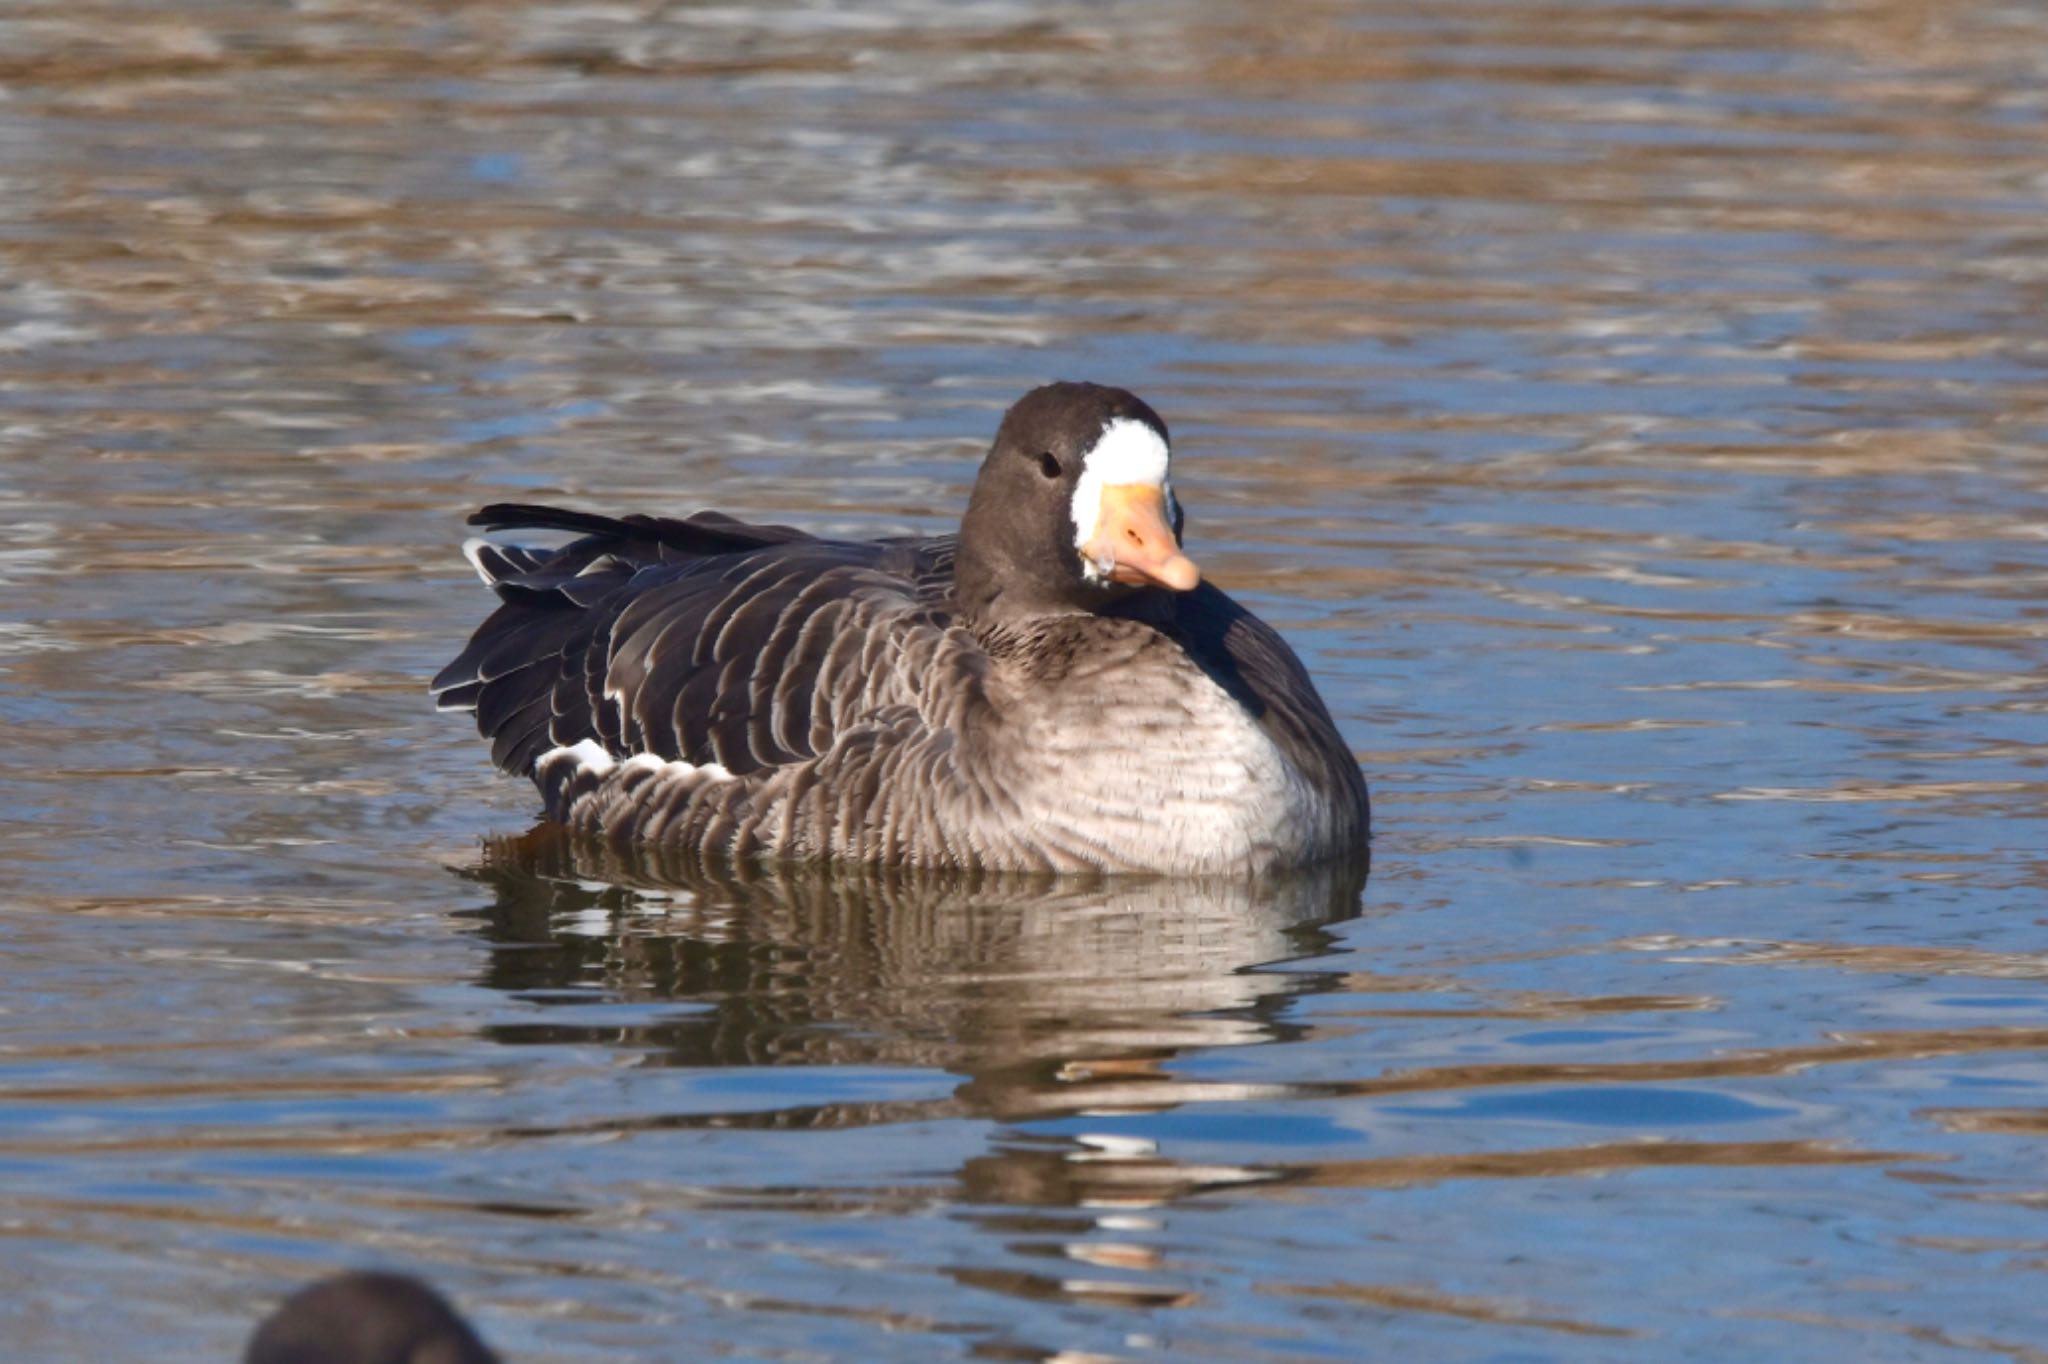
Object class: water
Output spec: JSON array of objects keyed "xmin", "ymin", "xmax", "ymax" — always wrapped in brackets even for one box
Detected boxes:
[{"xmin": 3, "ymin": 0, "xmax": 2046, "ymax": 1358}]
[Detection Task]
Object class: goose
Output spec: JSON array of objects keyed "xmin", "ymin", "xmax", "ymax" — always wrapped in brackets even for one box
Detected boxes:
[{"xmin": 432, "ymin": 382, "xmax": 1369, "ymax": 875}]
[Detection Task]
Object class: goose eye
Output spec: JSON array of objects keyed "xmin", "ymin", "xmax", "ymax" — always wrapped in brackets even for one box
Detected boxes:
[{"xmin": 1037, "ymin": 451, "xmax": 1062, "ymax": 479}]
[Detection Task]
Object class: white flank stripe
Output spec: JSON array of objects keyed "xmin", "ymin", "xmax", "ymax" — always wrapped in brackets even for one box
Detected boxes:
[
  {"xmin": 540, "ymin": 738, "xmax": 616, "ymax": 777},
  {"xmin": 587, "ymin": 750, "xmax": 739, "ymax": 784}
]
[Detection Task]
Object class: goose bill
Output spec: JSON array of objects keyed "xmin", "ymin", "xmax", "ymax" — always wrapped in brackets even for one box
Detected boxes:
[{"xmin": 1085, "ymin": 483, "xmax": 1201, "ymax": 592}]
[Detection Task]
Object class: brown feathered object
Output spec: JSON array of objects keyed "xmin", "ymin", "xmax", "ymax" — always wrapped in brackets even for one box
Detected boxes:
[{"xmin": 433, "ymin": 383, "xmax": 1368, "ymax": 874}]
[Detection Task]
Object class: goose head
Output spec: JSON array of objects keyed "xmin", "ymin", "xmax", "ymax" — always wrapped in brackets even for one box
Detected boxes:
[
  {"xmin": 245, "ymin": 1271, "xmax": 500, "ymax": 1364},
  {"xmin": 955, "ymin": 382, "xmax": 1202, "ymax": 620}
]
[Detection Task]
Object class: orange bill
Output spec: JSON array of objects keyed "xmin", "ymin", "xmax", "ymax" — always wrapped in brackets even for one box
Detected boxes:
[{"xmin": 1083, "ymin": 483, "xmax": 1200, "ymax": 591}]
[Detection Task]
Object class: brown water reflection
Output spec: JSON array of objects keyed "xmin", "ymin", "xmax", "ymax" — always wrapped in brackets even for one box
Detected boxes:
[
  {"xmin": 465, "ymin": 830, "xmax": 1365, "ymax": 1125},
  {"xmin": 6, "ymin": 0, "xmax": 2048, "ymax": 1358}
]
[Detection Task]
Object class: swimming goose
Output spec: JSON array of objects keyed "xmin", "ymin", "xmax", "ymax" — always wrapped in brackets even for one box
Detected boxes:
[{"xmin": 432, "ymin": 382, "xmax": 1368, "ymax": 875}]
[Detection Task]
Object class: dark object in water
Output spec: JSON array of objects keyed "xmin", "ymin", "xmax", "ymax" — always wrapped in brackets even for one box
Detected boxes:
[{"xmin": 244, "ymin": 1270, "xmax": 500, "ymax": 1364}]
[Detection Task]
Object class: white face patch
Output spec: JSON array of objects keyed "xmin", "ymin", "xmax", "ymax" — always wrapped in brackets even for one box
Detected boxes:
[{"xmin": 1070, "ymin": 418, "xmax": 1173, "ymax": 582}]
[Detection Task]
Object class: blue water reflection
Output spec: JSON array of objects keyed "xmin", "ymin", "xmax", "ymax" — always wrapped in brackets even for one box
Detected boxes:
[{"xmin": 2, "ymin": 0, "xmax": 2047, "ymax": 1359}]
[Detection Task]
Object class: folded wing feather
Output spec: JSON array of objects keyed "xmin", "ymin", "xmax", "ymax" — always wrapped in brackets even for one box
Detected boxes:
[{"xmin": 431, "ymin": 504, "xmax": 960, "ymax": 785}]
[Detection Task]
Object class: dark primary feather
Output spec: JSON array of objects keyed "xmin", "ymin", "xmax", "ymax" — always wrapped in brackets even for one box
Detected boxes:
[{"xmin": 470, "ymin": 500, "xmax": 810, "ymax": 549}]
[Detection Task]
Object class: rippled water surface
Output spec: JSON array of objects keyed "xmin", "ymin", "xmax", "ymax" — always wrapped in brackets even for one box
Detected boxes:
[{"xmin": 4, "ymin": 1, "xmax": 2047, "ymax": 1359}]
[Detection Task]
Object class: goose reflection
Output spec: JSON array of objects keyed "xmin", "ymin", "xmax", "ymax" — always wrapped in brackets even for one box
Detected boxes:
[{"xmin": 460, "ymin": 827, "xmax": 1365, "ymax": 1131}]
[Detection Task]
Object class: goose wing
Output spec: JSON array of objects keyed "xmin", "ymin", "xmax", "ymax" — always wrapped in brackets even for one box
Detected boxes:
[{"xmin": 431, "ymin": 502, "xmax": 959, "ymax": 780}]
